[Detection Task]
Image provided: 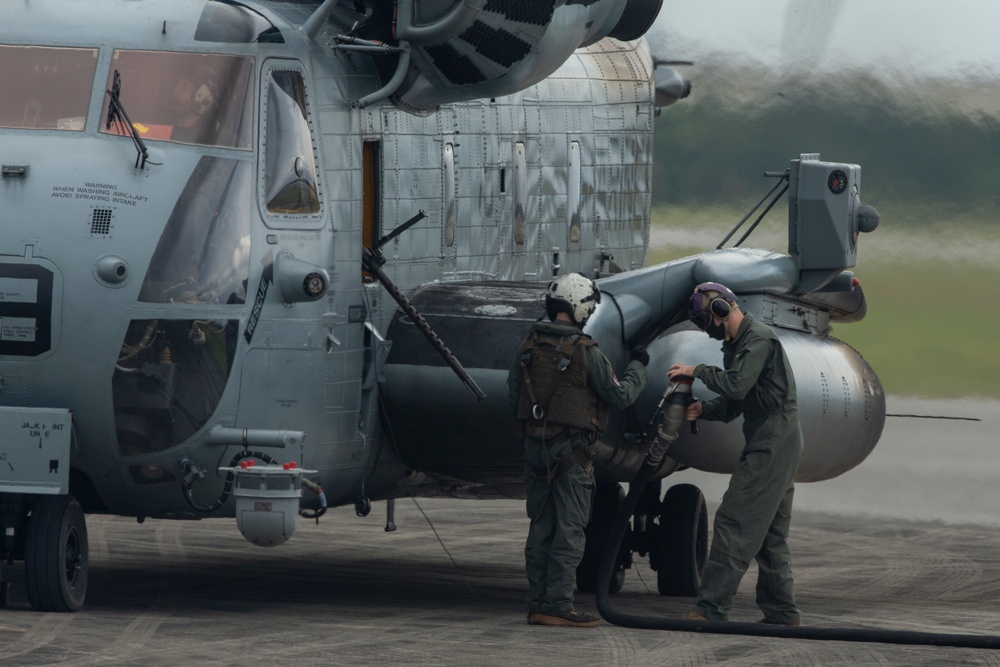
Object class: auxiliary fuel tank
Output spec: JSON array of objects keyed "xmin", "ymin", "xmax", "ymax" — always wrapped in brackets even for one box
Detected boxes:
[{"xmin": 639, "ymin": 326, "xmax": 885, "ymax": 483}]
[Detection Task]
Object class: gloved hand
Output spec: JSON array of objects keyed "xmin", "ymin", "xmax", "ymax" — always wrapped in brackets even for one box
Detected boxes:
[{"xmin": 631, "ymin": 345, "xmax": 649, "ymax": 367}]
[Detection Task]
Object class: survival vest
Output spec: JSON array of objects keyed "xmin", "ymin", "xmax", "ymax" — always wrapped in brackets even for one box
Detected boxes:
[{"xmin": 516, "ymin": 331, "xmax": 609, "ymax": 437}]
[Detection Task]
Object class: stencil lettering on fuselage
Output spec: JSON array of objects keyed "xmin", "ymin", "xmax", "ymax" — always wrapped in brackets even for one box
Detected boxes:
[{"xmin": 0, "ymin": 264, "xmax": 52, "ymax": 356}]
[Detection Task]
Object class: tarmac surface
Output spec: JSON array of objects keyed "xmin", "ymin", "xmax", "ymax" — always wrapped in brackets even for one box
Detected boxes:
[{"xmin": 1, "ymin": 396, "xmax": 1000, "ymax": 666}]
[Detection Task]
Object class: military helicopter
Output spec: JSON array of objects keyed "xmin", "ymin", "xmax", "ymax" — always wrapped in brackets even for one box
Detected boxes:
[{"xmin": 0, "ymin": 0, "xmax": 882, "ymax": 611}]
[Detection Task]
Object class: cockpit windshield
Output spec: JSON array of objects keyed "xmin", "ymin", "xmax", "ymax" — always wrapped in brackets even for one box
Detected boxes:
[
  {"xmin": 100, "ymin": 50, "xmax": 254, "ymax": 149},
  {"xmin": 0, "ymin": 45, "xmax": 98, "ymax": 131}
]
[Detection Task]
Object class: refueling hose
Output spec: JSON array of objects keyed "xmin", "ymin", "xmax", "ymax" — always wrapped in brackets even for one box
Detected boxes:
[{"xmin": 595, "ymin": 380, "xmax": 1000, "ymax": 649}]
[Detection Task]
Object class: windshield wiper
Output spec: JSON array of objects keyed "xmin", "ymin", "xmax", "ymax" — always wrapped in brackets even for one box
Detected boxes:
[{"xmin": 105, "ymin": 70, "xmax": 151, "ymax": 169}]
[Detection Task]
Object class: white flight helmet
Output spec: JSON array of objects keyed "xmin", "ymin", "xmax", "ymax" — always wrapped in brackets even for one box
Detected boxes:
[
  {"xmin": 192, "ymin": 81, "xmax": 216, "ymax": 115},
  {"xmin": 545, "ymin": 272, "xmax": 601, "ymax": 326}
]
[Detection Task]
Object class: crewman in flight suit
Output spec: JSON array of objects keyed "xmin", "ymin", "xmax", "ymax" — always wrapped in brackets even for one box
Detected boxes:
[
  {"xmin": 667, "ymin": 282, "xmax": 804, "ymax": 626},
  {"xmin": 507, "ymin": 272, "xmax": 648, "ymax": 628}
]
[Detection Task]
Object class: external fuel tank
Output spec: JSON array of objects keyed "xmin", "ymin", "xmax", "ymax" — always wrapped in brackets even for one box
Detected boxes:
[{"xmin": 637, "ymin": 325, "xmax": 885, "ymax": 483}]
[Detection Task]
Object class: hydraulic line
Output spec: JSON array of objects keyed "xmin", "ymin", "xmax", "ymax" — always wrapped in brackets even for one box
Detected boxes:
[
  {"xmin": 182, "ymin": 449, "xmax": 278, "ymax": 514},
  {"xmin": 299, "ymin": 477, "xmax": 327, "ymax": 521},
  {"xmin": 595, "ymin": 382, "xmax": 1000, "ymax": 650}
]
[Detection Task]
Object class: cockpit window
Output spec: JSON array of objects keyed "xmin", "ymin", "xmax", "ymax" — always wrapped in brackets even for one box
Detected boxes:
[
  {"xmin": 263, "ymin": 69, "xmax": 321, "ymax": 216},
  {"xmin": 139, "ymin": 157, "xmax": 252, "ymax": 305},
  {"xmin": 100, "ymin": 50, "xmax": 254, "ymax": 149},
  {"xmin": 113, "ymin": 317, "xmax": 239, "ymax": 455},
  {"xmin": 0, "ymin": 45, "xmax": 98, "ymax": 131}
]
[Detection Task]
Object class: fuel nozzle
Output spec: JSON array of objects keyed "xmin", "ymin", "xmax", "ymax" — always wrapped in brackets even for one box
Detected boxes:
[
  {"xmin": 645, "ymin": 377, "xmax": 696, "ymax": 468},
  {"xmin": 680, "ymin": 375, "xmax": 699, "ymax": 435}
]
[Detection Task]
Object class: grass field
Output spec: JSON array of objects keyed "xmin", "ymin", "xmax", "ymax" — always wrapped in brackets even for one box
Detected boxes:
[{"xmin": 649, "ymin": 205, "xmax": 1000, "ymax": 399}]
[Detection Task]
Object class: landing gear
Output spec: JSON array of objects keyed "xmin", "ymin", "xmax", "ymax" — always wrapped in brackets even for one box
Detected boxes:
[
  {"xmin": 653, "ymin": 483, "xmax": 708, "ymax": 596},
  {"xmin": 24, "ymin": 495, "xmax": 88, "ymax": 612},
  {"xmin": 576, "ymin": 481, "xmax": 708, "ymax": 598},
  {"xmin": 576, "ymin": 483, "xmax": 631, "ymax": 594}
]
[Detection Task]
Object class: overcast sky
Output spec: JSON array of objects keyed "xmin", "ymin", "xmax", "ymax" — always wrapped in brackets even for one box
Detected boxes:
[{"xmin": 650, "ymin": 0, "xmax": 1000, "ymax": 81}]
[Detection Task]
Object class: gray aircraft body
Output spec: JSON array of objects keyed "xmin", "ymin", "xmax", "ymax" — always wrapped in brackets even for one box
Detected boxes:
[{"xmin": 0, "ymin": 0, "xmax": 882, "ymax": 611}]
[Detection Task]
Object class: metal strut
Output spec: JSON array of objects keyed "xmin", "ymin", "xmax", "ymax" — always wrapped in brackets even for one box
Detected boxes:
[{"xmin": 717, "ymin": 169, "xmax": 789, "ymax": 249}]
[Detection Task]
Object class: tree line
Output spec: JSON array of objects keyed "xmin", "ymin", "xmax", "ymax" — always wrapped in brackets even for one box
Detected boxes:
[{"xmin": 652, "ymin": 63, "xmax": 1000, "ymax": 217}]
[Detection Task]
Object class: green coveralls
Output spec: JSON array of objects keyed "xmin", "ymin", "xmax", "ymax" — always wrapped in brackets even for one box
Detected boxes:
[
  {"xmin": 691, "ymin": 312, "xmax": 803, "ymax": 624},
  {"xmin": 507, "ymin": 320, "xmax": 647, "ymax": 615}
]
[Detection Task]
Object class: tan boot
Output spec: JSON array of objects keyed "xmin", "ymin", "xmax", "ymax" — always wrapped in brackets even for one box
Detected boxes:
[
  {"xmin": 535, "ymin": 609, "xmax": 602, "ymax": 628},
  {"xmin": 681, "ymin": 611, "xmax": 710, "ymax": 621}
]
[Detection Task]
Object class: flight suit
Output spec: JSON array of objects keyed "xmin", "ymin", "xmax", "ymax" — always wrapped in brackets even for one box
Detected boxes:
[
  {"xmin": 507, "ymin": 320, "xmax": 647, "ymax": 616},
  {"xmin": 691, "ymin": 312, "xmax": 803, "ymax": 625}
]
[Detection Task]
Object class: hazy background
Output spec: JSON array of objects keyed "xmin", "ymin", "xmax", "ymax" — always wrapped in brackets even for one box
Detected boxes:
[{"xmin": 642, "ymin": 0, "xmax": 1000, "ymax": 399}]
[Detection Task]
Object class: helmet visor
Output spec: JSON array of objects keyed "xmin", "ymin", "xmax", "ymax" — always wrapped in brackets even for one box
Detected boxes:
[{"xmin": 687, "ymin": 291, "xmax": 710, "ymax": 330}]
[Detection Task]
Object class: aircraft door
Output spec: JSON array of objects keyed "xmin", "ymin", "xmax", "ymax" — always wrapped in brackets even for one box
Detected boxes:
[
  {"xmin": 360, "ymin": 140, "xmax": 384, "ymax": 437},
  {"xmin": 362, "ymin": 140, "xmax": 381, "ymax": 282}
]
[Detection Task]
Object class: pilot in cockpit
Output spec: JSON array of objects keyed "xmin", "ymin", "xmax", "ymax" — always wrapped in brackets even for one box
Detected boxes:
[{"xmin": 167, "ymin": 66, "xmax": 219, "ymax": 144}]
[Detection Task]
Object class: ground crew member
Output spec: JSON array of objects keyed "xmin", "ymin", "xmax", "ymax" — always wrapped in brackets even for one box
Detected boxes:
[
  {"xmin": 507, "ymin": 273, "xmax": 648, "ymax": 628},
  {"xmin": 667, "ymin": 282, "xmax": 803, "ymax": 626}
]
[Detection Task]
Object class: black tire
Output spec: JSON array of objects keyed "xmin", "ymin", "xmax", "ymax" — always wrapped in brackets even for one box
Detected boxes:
[
  {"xmin": 24, "ymin": 495, "xmax": 88, "ymax": 612},
  {"xmin": 576, "ymin": 483, "xmax": 630, "ymax": 594},
  {"xmin": 656, "ymin": 483, "xmax": 707, "ymax": 597}
]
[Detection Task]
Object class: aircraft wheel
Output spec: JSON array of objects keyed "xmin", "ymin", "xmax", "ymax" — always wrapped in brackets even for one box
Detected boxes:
[
  {"xmin": 25, "ymin": 495, "xmax": 88, "ymax": 612},
  {"xmin": 576, "ymin": 483, "xmax": 630, "ymax": 594},
  {"xmin": 656, "ymin": 483, "xmax": 707, "ymax": 597}
]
